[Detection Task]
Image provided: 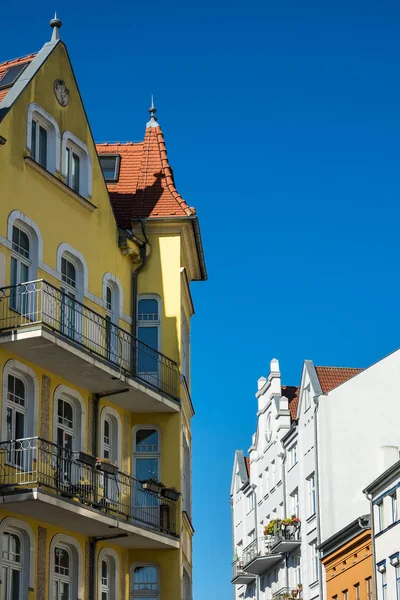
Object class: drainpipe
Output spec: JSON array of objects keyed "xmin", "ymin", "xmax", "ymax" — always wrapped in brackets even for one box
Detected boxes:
[
  {"xmin": 251, "ymin": 484, "xmax": 260, "ymax": 600},
  {"xmin": 281, "ymin": 450, "xmax": 289, "ymax": 591},
  {"xmin": 364, "ymin": 494, "xmax": 378, "ymax": 600},
  {"xmin": 131, "ymin": 220, "xmax": 149, "ymax": 373},
  {"xmin": 313, "ymin": 393, "xmax": 324, "ymax": 600}
]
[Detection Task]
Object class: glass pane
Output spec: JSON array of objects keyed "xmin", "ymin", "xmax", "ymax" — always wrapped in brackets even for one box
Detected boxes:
[
  {"xmin": 11, "ymin": 568, "xmax": 20, "ymax": 600},
  {"xmin": 99, "ymin": 156, "xmax": 117, "ymax": 180},
  {"xmin": 15, "ymin": 412, "xmax": 24, "ymax": 440},
  {"xmin": 61, "ymin": 258, "xmax": 76, "ymax": 288},
  {"xmin": 136, "ymin": 429, "xmax": 158, "ymax": 452},
  {"xmin": 102, "ymin": 560, "xmax": 108, "ymax": 580},
  {"xmin": 138, "ymin": 326, "xmax": 158, "ymax": 351},
  {"xmin": 54, "ymin": 580, "xmax": 59, "ymax": 600},
  {"xmin": 20, "ymin": 262, "xmax": 29, "ymax": 285},
  {"xmin": 106, "ymin": 286, "xmax": 112, "ymax": 311},
  {"xmin": 55, "ymin": 547, "xmax": 69, "ymax": 574},
  {"xmin": 136, "ymin": 458, "xmax": 159, "ymax": 481},
  {"xmin": 60, "ymin": 581, "xmax": 70, "ymax": 600},
  {"xmin": 133, "ymin": 565, "xmax": 158, "ymax": 589},
  {"xmin": 14, "ymin": 377, "xmax": 25, "ymax": 405},
  {"xmin": 101, "ymin": 593, "xmax": 108, "ymax": 600},
  {"xmin": 39, "ymin": 125, "xmax": 47, "ymax": 169},
  {"xmin": 6, "ymin": 408, "xmax": 13, "ymax": 441},
  {"xmin": 72, "ymin": 153, "xmax": 80, "ymax": 193},
  {"xmin": 65, "ymin": 147, "xmax": 70, "ymax": 181},
  {"xmin": 138, "ymin": 299, "xmax": 159, "ymax": 321},
  {"xmin": 31, "ymin": 120, "xmax": 37, "ymax": 160}
]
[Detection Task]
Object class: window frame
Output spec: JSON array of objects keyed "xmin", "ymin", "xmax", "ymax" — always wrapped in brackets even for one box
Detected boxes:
[
  {"xmin": 61, "ymin": 132, "xmax": 92, "ymax": 199},
  {"xmin": 132, "ymin": 426, "xmax": 161, "ymax": 482},
  {"xmin": 99, "ymin": 154, "xmax": 121, "ymax": 183},
  {"xmin": 49, "ymin": 534, "xmax": 82, "ymax": 600},
  {"xmin": 392, "ymin": 492, "xmax": 398, "ymax": 523},
  {"xmin": 308, "ymin": 473, "xmax": 316, "ymax": 517},
  {"xmin": 130, "ymin": 563, "xmax": 160, "ymax": 599},
  {"xmin": 377, "ymin": 500, "xmax": 384, "ymax": 532},
  {"xmin": 310, "ymin": 539, "xmax": 319, "ymax": 583},
  {"xmin": 136, "ymin": 295, "xmax": 161, "ymax": 350},
  {"xmin": 0, "ymin": 518, "xmax": 35, "ymax": 596},
  {"xmin": 27, "ymin": 103, "xmax": 60, "ymax": 175}
]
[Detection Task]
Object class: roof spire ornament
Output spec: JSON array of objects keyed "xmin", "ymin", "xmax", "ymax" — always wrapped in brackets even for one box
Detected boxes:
[
  {"xmin": 50, "ymin": 12, "xmax": 62, "ymax": 41},
  {"xmin": 146, "ymin": 95, "xmax": 159, "ymax": 128}
]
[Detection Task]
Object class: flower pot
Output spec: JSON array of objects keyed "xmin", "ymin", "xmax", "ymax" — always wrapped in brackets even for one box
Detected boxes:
[
  {"xmin": 141, "ymin": 480, "xmax": 163, "ymax": 493},
  {"xmin": 76, "ymin": 452, "xmax": 96, "ymax": 468},
  {"xmin": 161, "ymin": 487, "xmax": 180, "ymax": 501},
  {"xmin": 96, "ymin": 461, "xmax": 118, "ymax": 475}
]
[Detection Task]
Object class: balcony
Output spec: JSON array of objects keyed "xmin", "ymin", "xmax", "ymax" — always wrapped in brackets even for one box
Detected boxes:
[
  {"xmin": 0, "ymin": 280, "xmax": 180, "ymax": 411},
  {"xmin": 241, "ymin": 538, "xmax": 283, "ymax": 575},
  {"xmin": 272, "ymin": 587, "xmax": 303, "ymax": 600},
  {"xmin": 272, "ymin": 525, "xmax": 301, "ymax": 553},
  {"xmin": 0, "ymin": 437, "xmax": 179, "ymax": 549},
  {"xmin": 231, "ymin": 558, "xmax": 256, "ymax": 585}
]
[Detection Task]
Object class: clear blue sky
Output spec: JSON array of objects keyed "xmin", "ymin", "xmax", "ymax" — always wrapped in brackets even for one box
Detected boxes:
[{"xmin": 3, "ymin": 1, "xmax": 400, "ymax": 597}]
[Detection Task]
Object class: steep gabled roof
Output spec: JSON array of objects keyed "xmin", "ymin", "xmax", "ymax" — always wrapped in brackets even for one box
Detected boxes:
[
  {"xmin": 282, "ymin": 385, "xmax": 300, "ymax": 420},
  {"xmin": 97, "ymin": 120, "xmax": 196, "ymax": 226},
  {"xmin": 0, "ymin": 54, "xmax": 36, "ymax": 103},
  {"xmin": 315, "ymin": 366, "xmax": 363, "ymax": 394}
]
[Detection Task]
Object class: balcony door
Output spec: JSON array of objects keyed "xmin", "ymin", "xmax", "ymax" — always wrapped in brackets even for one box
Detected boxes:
[
  {"xmin": 60, "ymin": 257, "xmax": 82, "ymax": 342},
  {"xmin": 56, "ymin": 398, "xmax": 77, "ymax": 488},
  {"xmin": 133, "ymin": 428, "xmax": 160, "ymax": 527},
  {"xmin": 136, "ymin": 297, "xmax": 160, "ymax": 386}
]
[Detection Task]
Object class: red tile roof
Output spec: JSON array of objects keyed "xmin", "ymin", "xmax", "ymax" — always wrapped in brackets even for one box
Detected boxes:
[
  {"xmin": 0, "ymin": 54, "xmax": 36, "ymax": 102},
  {"xmin": 282, "ymin": 385, "xmax": 300, "ymax": 420},
  {"xmin": 244, "ymin": 456, "xmax": 250, "ymax": 477},
  {"xmin": 97, "ymin": 123, "xmax": 196, "ymax": 225},
  {"xmin": 315, "ymin": 366, "xmax": 363, "ymax": 394}
]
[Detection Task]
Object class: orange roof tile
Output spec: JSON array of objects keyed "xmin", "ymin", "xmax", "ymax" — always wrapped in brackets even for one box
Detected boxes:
[
  {"xmin": 315, "ymin": 366, "xmax": 363, "ymax": 394},
  {"xmin": 97, "ymin": 123, "xmax": 196, "ymax": 225},
  {"xmin": 282, "ymin": 385, "xmax": 300, "ymax": 420},
  {"xmin": 0, "ymin": 54, "xmax": 36, "ymax": 102}
]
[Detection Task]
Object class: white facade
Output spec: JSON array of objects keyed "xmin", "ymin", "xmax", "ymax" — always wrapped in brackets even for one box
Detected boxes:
[
  {"xmin": 231, "ymin": 350, "xmax": 400, "ymax": 600},
  {"xmin": 364, "ymin": 460, "xmax": 400, "ymax": 600}
]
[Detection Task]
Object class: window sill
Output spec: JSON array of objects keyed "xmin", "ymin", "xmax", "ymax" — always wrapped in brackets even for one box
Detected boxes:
[{"xmin": 25, "ymin": 157, "xmax": 97, "ymax": 212}]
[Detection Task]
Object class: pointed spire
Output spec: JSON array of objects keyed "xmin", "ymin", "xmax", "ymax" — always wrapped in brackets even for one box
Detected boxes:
[
  {"xmin": 146, "ymin": 95, "xmax": 159, "ymax": 128},
  {"xmin": 50, "ymin": 12, "xmax": 62, "ymax": 41}
]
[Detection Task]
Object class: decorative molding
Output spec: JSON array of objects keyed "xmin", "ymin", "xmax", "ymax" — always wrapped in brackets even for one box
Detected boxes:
[
  {"xmin": 99, "ymin": 406, "xmax": 122, "ymax": 468},
  {"xmin": 2, "ymin": 359, "xmax": 39, "ymax": 437},
  {"xmin": 7, "ymin": 210, "xmax": 44, "ymax": 263},
  {"xmin": 49, "ymin": 533, "xmax": 83, "ymax": 600},
  {"xmin": 53, "ymin": 385, "xmax": 87, "ymax": 451},
  {"xmin": 121, "ymin": 553, "xmax": 126, "ymax": 600},
  {"xmin": 123, "ymin": 414, "xmax": 129, "ymax": 473},
  {"xmin": 97, "ymin": 548, "xmax": 120, "ymax": 600},
  {"xmin": 0, "ymin": 517, "xmax": 35, "ymax": 588}
]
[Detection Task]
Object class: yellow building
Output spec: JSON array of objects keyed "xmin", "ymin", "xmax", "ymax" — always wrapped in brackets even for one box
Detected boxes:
[
  {"xmin": 320, "ymin": 516, "xmax": 373, "ymax": 600},
  {"xmin": 0, "ymin": 15, "xmax": 206, "ymax": 600}
]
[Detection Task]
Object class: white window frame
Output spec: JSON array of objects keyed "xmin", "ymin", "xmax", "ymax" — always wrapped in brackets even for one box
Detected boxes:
[
  {"xmin": 136, "ymin": 295, "xmax": 161, "ymax": 351},
  {"xmin": 265, "ymin": 412, "xmax": 272, "ymax": 443},
  {"xmin": 2, "ymin": 360, "xmax": 38, "ymax": 446},
  {"xmin": 99, "ymin": 407, "xmax": 121, "ymax": 468},
  {"xmin": 49, "ymin": 534, "xmax": 82, "ymax": 600},
  {"xmin": 392, "ymin": 492, "xmax": 397, "ymax": 523},
  {"xmin": 97, "ymin": 548, "xmax": 119, "ymax": 600},
  {"xmin": 288, "ymin": 443, "xmax": 298, "ymax": 468},
  {"xmin": 53, "ymin": 386, "xmax": 86, "ymax": 452},
  {"xmin": 291, "ymin": 488, "xmax": 299, "ymax": 517},
  {"xmin": 27, "ymin": 103, "xmax": 60, "ymax": 175},
  {"xmin": 56, "ymin": 244, "xmax": 88, "ymax": 302},
  {"xmin": 0, "ymin": 517, "xmax": 35, "ymax": 594},
  {"xmin": 132, "ymin": 426, "xmax": 161, "ymax": 480},
  {"xmin": 304, "ymin": 384, "xmax": 311, "ymax": 411},
  {"xmin": 310, "ymin": 539, "xmax": 319, "ymax": 583},
  {"xmin": 130, "ymin": 563, "xmax": 160, "ymax": 599},
  {"xmin": 377, "ymin": 500, "xmax": 384, "ymax": 532},
  {"xmin": 61, "ymin": 131, "xmax": 92, "ymax": 199},
  {"xmin": 308, "ymin": 473, "xmax": 316, "ymax": 516}
]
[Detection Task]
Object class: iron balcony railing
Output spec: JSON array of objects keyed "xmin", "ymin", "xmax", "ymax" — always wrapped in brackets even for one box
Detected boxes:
[
  {"xmin": 272, "ymin": 587, "xmax": 303, "ymax": 600},
  {"xmin": 273, "ymin": 524, "xmax": 301, "ymax": 544},
  {"xmin": 0, "ymin": 437, "xmax": 178, "ymax": 537},
  {"xmin": 241, "ymin": 537, "xmax": 280, "ymax": 566},
  {"xmin": 232, "ymin": 558, "xmax": 253, "ymax": 580},
  {"xmin": 0, "ymin": 280, "xmax": 179, "ymax": 401}
]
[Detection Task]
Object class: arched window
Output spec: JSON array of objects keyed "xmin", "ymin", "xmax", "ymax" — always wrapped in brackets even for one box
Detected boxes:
[
  {"xmin": 2, "ymin": 361, "xmax": 37, "ymax": 468},
  {"xmin": 104, "ymin": 280, "xmax": 120, "ymax": 364},
  {"xmin": 99, "ymin": 408, "xmax": 121, "ymax": 467},
  {"xmin": 53, "ymin": 386, "xmax": 86, "ymax": 452},
  {"xmin": 57, "ymin": 246, "xmax": 86, "ymax": 341},
  {"xmin": 98, "ymin": 549, "xmax": 119, "ymax": 600},
  {"xmin": 49, "ymin": 534, "xmax": 82, "ymax": 600},
  {"xmin": 131, "ymin": 564, "xmax": 159, "ymax": 599},
  {"xmin": 136, "ymin": 296, "xmax": 161, "ymax": 379},
  {"xmin": 61, "ymin": 132, "xmax": 92, "ymax": 199},
  {"xmin": 27, "ymin": 103, "xmax": 60, "ymax": 174},
  {"xmin": 0, "ymin": 518, "xmax": 35, "ymax": 599}
]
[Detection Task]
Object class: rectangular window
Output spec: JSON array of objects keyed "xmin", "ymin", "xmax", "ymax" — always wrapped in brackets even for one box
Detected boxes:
[
  {"xmin": 304, "ymin": 384, "xmax": 311, "ymax": 410},
  {"xmin": 293, "ymin": 554, "xmax": 301, "ymax": 586},
  {"xmin": 291, "ymin": 488, "xmax": 299, "ymax": 517},
  {"xmin": 65, "ymin": 146, "xmax": 81, "ymax": 193},
  {"xmin": 289, "ymin": 443, "xmax": 298, "ymax": 468},
  {"xmin": 342, "ymin": 591, "xmax": 348, "ymax": 600},
  {"xmin": 396, "ymin": 566, "xmax": 400, "ymax": 599},
  {"xmin": 308, "ymin": 473, "xmax": 316, "ymax": 516},
  {"xmin": 99, "ymin": 155, "xmax": 121, "ymax": 181},
  {"xmin": 248, "ymin": 529, "xmax": 255, "ymax": 544},
  {"xmin": 366, "ymin": 577, "xmax": 372, "ymax": 600},
  {"xmin": 392, "ymin": 492, "xmax": 397, "ymax": 523},
  {"xmin": 310, "ymin": 540, "xmax": 318, "ymax": 582},
  {"xmin": 247, "ymin": 492, "xmax": 254, "ymax": 513},
  {"xmin": 354, "ymin": 584, "xmax": 360, "ymax": 600},
  {"xmin": 31, "ymin": 119, "xmax": 48, "ymax": 168},
  {"xmin": 382, "ymin": 570, "xmax": 387, "ymax": 599},
  {"xmin": 377, "ymin": 501, "xmax": 384, "ymax": 532}
]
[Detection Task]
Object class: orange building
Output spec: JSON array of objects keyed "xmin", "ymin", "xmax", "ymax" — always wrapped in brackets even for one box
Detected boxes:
[{"xmin": 320, "ymin": 516, "xmax": 374, "ymax": 600}]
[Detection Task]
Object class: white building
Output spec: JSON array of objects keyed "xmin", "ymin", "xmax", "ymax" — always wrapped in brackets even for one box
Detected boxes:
[
  {"xmin": 231, "ymin": 350, "xmax": 400, "ymax": 600},
  {"xmin": 363, "ymin": 460, "xmax": 400, "ymax": 600}
]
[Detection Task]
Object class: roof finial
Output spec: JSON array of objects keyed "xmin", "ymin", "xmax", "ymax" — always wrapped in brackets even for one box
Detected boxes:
[
  {"xmin": 50, "ymin": 12, "xmax": 62, "ymax": 41},
  {"xmin": 147, "ymin": 95, "xmax": 158, "ymax": 128}
]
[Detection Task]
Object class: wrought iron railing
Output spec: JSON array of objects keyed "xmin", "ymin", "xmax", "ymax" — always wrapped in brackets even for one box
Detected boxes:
[
  {"xmin": 232, "ymin": 558, "xmax": 254, "ymax": 580},
  {"xmin": 273, "ymin": 524, "xmax": 301, "ymax": 543},
  {"xmin": 0, "ymin": 280, "xmax": 179, "ymax": 401},
  {"xmin": 272, "ymin": 587, "xmax": 303, "ymax": 600},
  {"xmin": 241, "ymin": 537, "xmax": 280, "ymax": 567},
  {"xmin": 0, "ymin": 437, "xmax": 178, "ymax": 537}
]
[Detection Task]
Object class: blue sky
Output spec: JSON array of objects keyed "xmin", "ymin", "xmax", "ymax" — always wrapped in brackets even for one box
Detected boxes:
[{"xmin": 3, "ymin": 0, "xmax": 400, "ymax": 597}]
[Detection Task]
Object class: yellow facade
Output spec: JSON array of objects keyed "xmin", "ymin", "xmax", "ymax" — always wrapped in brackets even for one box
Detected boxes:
[{"xmin": 0, "ymin": 19, "xmax": 203, "ymax": 600}]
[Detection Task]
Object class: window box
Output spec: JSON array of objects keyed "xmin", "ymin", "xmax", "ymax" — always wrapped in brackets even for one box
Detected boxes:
[
  {"xmin": 96, "ymin": 459, "xmax": 118, "ymax": 475},
  {"xmin": 75, "ymin": 451, "xmax": 96, "ymax": 468},
  {"xmin": 161, "ymin": 487, "xmax": 181, "ymax": 501},
  {"xmin": 141, "ymin": 478, "xmax": 165, "ymax": 494}
]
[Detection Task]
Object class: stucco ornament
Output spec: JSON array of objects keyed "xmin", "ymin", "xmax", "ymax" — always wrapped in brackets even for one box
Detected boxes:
[{"xmin": 54, "ymin": 79, "xmax": 69, "ymax": 106}]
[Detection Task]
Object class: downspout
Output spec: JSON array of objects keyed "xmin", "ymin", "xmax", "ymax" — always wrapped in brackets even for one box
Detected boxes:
[
  {"xmin": 131, "ymin": 220, "xmax": 149, "ymax": 372},
  {"xmin": 365, "ymin": 494, "xmax": 378, "ymax": 600},
  {"xmin": 252, "ymin": 484, "xmax": 260, "ymax": 600},
  {"xmin": 230, "ymin": 497, "xmax": 236, "ymax": 600},
  {"xmin": 313, "ymin": 393, "xmax": 324, "ymax": 600},
  {"xmin": 281, "ymin": 450, "xmax": 289, "ymax": 591}
]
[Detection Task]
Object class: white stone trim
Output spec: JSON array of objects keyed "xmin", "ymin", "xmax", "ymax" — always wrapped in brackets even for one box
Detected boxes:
[
  {"xmin": 61, "ymin": 131, "xmax": 93, "ymax": 198},
  {"xmin": 2, "ymin": 359, "xmax": 39, "ymax": 438},
  {"xmin": 27, "ymin": 102, "xmax": 61, "ymax": 174},
  {"xmin": 97, "ymin": 547, "xmax": 120, "ymax": 600},
  {"xmin": 49, "ymin": 533, "xmax": 83, "ymax": 600},
  {"xmin": 7, "ymin": 210, "xmax": 43, "ymax": 264},
  {"xmin": 99, "ymin": 406, "xmax": 122, "ymax": 468},
  {"xmin": 53, "ymin": 385, "xmax": 87, "ymax": 451},
  {"xmin": 57, "ymin": 242, "xmax": 89, "ymax": 299},
  {"xmin": 102, "ymin": 272, "xmax": 124, "ymax": 316},
  {"xmin": 0, "ymin": 517, "xmax": 35, "ymax": 589}
]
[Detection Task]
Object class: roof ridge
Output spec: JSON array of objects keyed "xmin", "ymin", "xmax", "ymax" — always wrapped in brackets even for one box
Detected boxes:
[
  {"xmin": 315, "ymin": 366, "xmax": 363, "ymax": 370},
  {"xmin": 96, "ymin": 141, "xmax": 144, "ymax": 146},
  {"xmin": 0, "ymin": 53, "xmax": 37, "ymax": 68}
]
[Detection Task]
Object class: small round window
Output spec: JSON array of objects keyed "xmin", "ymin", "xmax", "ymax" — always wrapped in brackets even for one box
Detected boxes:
[{"xmin": 266, "ymin": 413, "xmax": 272, "ymax": 442}]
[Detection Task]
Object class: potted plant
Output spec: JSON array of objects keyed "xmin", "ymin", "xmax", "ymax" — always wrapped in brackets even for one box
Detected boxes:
[
  {"xmin": 161, "ymin": 486, "xmax": 180, "ymax": 501},
  {"xmin": 141, "ymin": 478, "xmax": 165, "ymax": 493},
  {"xmin": 76, "ymin": 451, "xmax": 96, "ymax": 468},
  {"xmin": 96, "ymin": 457, "xmax": 118, "ymax": 475},
  {"xmin": 264, "ymin": 519, "xmax": 281, "ymax": 537}
]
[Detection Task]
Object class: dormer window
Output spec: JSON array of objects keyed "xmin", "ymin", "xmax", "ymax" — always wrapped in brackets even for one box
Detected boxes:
[
  {"xmin": 99, "ymin": 155, "xmax": 121, "ymax": 182},
  {"xmin": 0, "ymin": 62, "xmax": 29, "ymax": 90}
]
